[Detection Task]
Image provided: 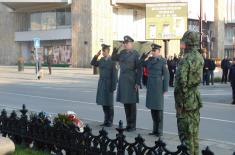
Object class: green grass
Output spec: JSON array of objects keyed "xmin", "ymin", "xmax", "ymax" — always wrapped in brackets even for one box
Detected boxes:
[{"xmin": 13, "ymin": 145, "xmax": 50, "ymax": 155}]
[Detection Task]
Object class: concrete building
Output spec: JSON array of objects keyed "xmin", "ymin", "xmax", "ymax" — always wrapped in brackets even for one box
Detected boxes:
[{"xmin": 0, "ymin": 0, "xmax": 234, "ymax": 67}]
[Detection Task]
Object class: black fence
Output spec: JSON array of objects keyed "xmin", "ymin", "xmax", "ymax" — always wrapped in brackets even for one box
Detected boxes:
[{"xmin": 0, "ymin": 104, "xmax": 215, "ymax": 155}]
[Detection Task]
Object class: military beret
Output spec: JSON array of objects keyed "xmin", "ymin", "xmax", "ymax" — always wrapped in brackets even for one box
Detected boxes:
[
  {"xmin": 101, "ymin": 44, "xmax": 110, "ymax": 50},
  {"xmin": 151, "ymin": 43, "xmax": 161, "ymax": 50},
  {"xmin": 123, "ymin": 35, "xmax": 134, "ymax": 43}
]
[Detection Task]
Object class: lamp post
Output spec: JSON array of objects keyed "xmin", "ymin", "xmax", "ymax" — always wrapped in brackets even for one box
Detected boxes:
[
  {"xmin": 199, "ymin": 0, "xmax": 203, "ymax": 50},
  {"xmin": 233, "ymin": 36, "xmax": 235, "ymax": 58}
]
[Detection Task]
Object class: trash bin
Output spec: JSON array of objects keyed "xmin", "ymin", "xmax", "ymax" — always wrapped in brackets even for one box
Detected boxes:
[{"xmin": 17, "ymin": 57, "xmax": 24, "ymax": 71}]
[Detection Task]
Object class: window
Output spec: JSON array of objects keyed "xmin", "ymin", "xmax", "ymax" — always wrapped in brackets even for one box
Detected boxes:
[
  {"xmin": 30, "ymin": 12, "xmax": 42, "ymax": 30},
  {"xmin": 30, "ymin": 8, "xmax": 71, "ymax": 31},
  {"xmin": 56, "ymin": 8, "xmax": 66, "ymax": 26},
  {"xmin": 41, "ymin": 11, "xmax": 56, "ymax": 30}
]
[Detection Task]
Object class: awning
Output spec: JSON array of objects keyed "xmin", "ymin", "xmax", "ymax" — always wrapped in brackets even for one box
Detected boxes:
[{"xmin": 15, "ymin": 28, "xmax": 71, "ymax": 41}]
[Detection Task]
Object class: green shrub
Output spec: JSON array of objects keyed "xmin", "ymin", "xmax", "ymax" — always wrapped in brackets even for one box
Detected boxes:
[
  {"xmin": 214, "ymin": 77, "xmax": 222, "ymax": 83},
  {"xmin": 24, "ymin": 63, "xmax": 70, "ymax": 67}
]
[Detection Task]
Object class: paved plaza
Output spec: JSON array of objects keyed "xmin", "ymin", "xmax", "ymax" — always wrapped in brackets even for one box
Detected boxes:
[{"xmin": 0, "ymin": 66, "xmax": 234, "ymax": 154}]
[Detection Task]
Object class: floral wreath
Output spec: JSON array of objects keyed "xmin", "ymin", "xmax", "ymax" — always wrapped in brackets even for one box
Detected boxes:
[{"xmin": 54, "ymin": 111, "xmax": 85, "ymax": 132}]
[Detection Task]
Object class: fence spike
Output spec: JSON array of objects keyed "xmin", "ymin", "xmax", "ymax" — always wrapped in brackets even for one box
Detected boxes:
[
  {"xmin": 202, "ymin": 146, "xmax": 214, "ymax": 155},
  {"xmin": 118, "ymin": 120, "xmax": 123, "ymax": 129}
]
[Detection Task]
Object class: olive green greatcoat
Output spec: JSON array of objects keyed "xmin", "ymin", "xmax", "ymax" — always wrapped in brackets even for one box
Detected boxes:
[
  {"xmin": 112, "ymin": 49, "xmax": 142, "ymax": 104},
  {"xmin": 142, "ymin": 56, "xmax": 169, "ymax": 110},
  {"xmin": 91, "ymin": 56, "xmax": 117, "ymax": 106}
]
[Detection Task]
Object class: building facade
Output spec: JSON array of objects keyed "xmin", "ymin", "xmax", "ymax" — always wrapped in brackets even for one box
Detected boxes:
[{"xmin": 0, "ymin": 0, "xmax": 234, "ymax": 67}]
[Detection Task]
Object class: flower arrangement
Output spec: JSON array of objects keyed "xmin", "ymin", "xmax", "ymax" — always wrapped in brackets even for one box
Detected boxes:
[{"xmin": 54, "ymin": 111, "xmax": 84, "ymax": 132}]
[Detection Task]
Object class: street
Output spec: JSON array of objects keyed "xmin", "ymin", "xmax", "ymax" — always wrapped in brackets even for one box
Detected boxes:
[{"xmin": 0, "ymin": 66, "xmax": 234, "ymax": 146}]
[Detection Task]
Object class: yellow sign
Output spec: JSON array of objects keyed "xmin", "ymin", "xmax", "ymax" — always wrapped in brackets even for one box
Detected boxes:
[{"xmin": 146, "ymin": 3, "xmax": 188, "ymax": 40}]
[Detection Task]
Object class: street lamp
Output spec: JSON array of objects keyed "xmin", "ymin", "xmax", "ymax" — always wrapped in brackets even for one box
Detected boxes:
[{"xmin": 233, "ymin": 36, "xmax": 235, "ymax": 58}]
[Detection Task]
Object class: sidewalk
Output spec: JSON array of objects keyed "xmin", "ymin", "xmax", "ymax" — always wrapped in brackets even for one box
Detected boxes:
[{"xmin": 84, "ymin": 120, "xmax": 235, "ymax": 155}]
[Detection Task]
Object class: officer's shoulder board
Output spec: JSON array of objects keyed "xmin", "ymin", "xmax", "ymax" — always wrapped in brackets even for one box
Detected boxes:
[
  {"xmin": 161, "ymin": 58, "xmax": 168, "ymax": 68},
  {"xmin": 161, "ymin": 58, "xmax": 167, "ymax": 63}
]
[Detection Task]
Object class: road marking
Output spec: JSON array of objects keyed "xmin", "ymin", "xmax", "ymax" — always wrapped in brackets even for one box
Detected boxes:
[
  {"xmin": 203, "ymin": 101, "xmax": 234, "ymax": 107},
  {"xmin": 0, "ymin": 91, "xmax": 235, "ymax": 125},
  {"xmin": 164, "ymin": 93, "xmax": 231, "ymax": 97}
]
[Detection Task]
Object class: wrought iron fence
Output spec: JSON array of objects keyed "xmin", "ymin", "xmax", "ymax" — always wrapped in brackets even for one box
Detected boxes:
[{"xmin": 0, "ymin": 104, "xmax": 216, "ymax": 155}]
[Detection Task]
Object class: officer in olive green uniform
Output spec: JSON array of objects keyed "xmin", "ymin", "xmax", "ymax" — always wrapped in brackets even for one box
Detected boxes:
[
  {"xmin": 174, "ymin": 31, "xmax": 204, "ymax": 155},
  {"xmin": 112, "ymin": 35, "xmax": 142, "ymax": 132},
  {"xmin": 141, "ymin": 44, "xmax": 169, "ymax": 136},
  {"xmin": 91, "ymin": 44, "xmax": 118, "ymax": 127}
]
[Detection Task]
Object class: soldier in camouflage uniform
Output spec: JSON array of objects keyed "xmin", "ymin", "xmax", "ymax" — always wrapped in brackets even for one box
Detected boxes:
[{"xmin": 174, "ymin": 31, "xmax": 204, "ymax": 155}]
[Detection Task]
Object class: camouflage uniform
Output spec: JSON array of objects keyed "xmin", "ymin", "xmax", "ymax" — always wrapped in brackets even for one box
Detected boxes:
[{"xmin": 174, "ymin": 31, "xmax": 204, "ymax": 155}]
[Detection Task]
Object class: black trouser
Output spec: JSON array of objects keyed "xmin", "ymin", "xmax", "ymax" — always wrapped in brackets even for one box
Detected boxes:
[
  {"xmin": 208, "ymin": 70, "xmax": 214, "ymax": 85},
  {"xmin": 151, "ymin": 110, "xmax": 163, "ymax": 136},
  {"xmin": 169, "ymin": 71, "xmax": 174, "ymax": 87},
  {"xmin": 48, "ymin": 62, "xmax": 52, "ymax": 74},
  {"xmin": 203, "ymin": 70, "xmax": 209, "ymax": 85},
  {"xmin": 124, "ymin": 104, "xmax": 136, "ymax": 129},
  {"xmin": 222, "ymin": 69, "xmax": 228, "ymax": 83},
  {"xmin": 102, "ymin": 106, "xmax": 114, "ymax": 125},
  {"xmin": 232, "ymin": 81, "xmax": 235, "ymax": 102}
]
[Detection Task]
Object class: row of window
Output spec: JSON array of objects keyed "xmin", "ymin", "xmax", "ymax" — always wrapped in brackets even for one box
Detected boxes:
[{"xmin": 30, "ymin": 8, "xmax": 71, "ymax": 31}]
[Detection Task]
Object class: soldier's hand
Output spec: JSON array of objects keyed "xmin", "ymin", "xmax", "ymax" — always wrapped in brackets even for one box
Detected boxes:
[
  {"xmin": 113, "ymin": 47, "xmax": 118, "ymax": 53},
  {"xmin": 176, "ymin": 107, "xmax": 182, "ymax": 114},
  {"xmin": 96, "ymin": 50, "xmax": 101, "ymax": 56},
  {"xmin": 140, "ymin": 53, "xmax": 147, "ymax": 60},
  {"xmin": 135, "ymin": 84, "xmax": 140, "ymax": 92}
]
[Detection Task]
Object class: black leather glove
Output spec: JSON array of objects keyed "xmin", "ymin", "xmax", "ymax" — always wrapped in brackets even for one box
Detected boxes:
[{"xmin": 113, "ymin": 47, "xmax": 118, "ymax": 54}]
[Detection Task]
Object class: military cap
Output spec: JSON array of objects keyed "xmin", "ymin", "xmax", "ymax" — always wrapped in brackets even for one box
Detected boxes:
[
  {"xmin": 181, "ymin": 31, "xmax": 200, "ymax": 46},
  {"xmin": 123, "ymin": 35, "xmax": 134, "ymax": 43},
  {"xmin": 101, "ymin": 44, "xmax": 110, "ymax": 50},
  {"xmin": 151, "ymin": 43, "xmax": 161, "ymax": 50}
]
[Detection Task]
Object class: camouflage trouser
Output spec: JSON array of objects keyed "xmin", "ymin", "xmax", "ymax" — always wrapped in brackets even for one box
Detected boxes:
[{"xmin": 177, "ymin": 110, "xmax": 200, "ymax": 155}]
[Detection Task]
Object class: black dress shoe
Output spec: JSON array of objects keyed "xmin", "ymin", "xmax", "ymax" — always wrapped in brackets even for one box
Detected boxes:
[
  {"xmin": 100, "ymin": 123, "xmax": 106, "ymax": 126},
  {"xmin": 125, "ymin": 127, "xmax": 136, "ymax": 132},
  {"xmin": 100, "ymin": 122, "xmax": 108, "ymax": 126},
  {"xmin": 104, "ymin": 123, "xmax": 113, "ymax": 127},
  {"xmin": 148, "ymin": 132, "xmax": 160, "ymax": 136}
]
